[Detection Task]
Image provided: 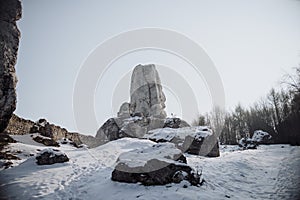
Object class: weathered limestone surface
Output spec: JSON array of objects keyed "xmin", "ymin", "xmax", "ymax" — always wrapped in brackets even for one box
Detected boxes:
[
  {"xmin": 129, "ymin": 64, "xmax": 166, "ymax": 118},
  {"xmin": 0, "ymin": 0, "xmax": 22, "ymax": 132}
]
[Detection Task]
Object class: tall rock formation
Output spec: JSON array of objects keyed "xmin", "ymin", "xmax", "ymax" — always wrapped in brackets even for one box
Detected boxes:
[
  {"xmin": 96, "ymin": 64, "xmax": 189, "ymax": 142},
  {"xmin": 96, "ymin": 64, "xmax": 219, "ymax": 157},
  {"xmin": 0, "ymin": 0, "xmax": 22, "ymax": 132},
  {"xmin": 129, "ymin": 64, "xmax": 166, "ymax": 118}
]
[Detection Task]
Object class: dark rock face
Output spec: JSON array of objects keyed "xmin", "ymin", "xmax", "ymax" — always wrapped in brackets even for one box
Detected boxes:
[
  {"xmin": 0, "ymin": 0, "xmax": 22, "ymax": 132},
  {"xmin": 185, "ymin": 135, "xmax": 220, "ymax": 157},
  {"xmin": 36, "ymin": 148, "xmax": 69, "ymax": 165}
]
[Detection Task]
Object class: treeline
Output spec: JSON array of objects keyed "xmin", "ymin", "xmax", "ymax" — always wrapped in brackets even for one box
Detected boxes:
[{"xmin": 193, "ymin": 67, "xmax": 300, "ymax": 145}]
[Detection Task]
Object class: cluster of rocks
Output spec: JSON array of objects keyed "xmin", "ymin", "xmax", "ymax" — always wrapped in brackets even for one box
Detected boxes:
[
  {"xmin": 0, "ymin": 0, "xmax": 22, "ymax": 132},
  {"xmin": 239, "ymin": 130, "xmax": 272, "ymax": 150},
  {"xmin": 36, "ymin": 148, "xmax": 69, "ymax": 165},
  {"xmin": 4, "ymin": 114, "xmax": 100, "ymax": 148},
  {"xmin": 95, "ymin": 64, "xmax": 220, "ymax": 185}
]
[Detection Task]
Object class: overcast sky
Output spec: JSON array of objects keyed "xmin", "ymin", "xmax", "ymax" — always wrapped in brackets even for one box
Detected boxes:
[{"xmin": 15, "ymin": 0, "xmax": 300, "ymax": 135}]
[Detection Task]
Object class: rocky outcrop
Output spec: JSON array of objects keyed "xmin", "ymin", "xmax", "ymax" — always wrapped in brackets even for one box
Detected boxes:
[
  {"xmin": 3, "ymin": 114, "xmax": 34, "ymax": 135},
  {"xmin": 116, "ymin": 64, "xmax": 167, "ymax": 119},
  {"xmin": 96, "ymin": 63, "xmax": 219, "ymax": 158},
  {"xmin": 129, "ymin": 64, "xmax": 166, "ymax": 118},
  {"xmin": 111, "ymin": 143, "xmax": 201, "ymax": 186},
  {"xmin": 96, "ymin": 63, "xmax": 221, "ymax": 158},
  {"xmin": 36, "ymin": 148, "xmax": 69, "ymax": 165},
  {"xmin": 96, "ymin": 64, "xmax": 191, "ymax": 141},
  {"xmin": 3, "ymin": 114, "xmax": 100, "ymax": 148},
  {"xmin": 97, "ymin": 64, "xmax": 171, "ymax": 141},
  {"xmin": 0, "ymin": 0, "xmax": 22, "ymax": 132}
]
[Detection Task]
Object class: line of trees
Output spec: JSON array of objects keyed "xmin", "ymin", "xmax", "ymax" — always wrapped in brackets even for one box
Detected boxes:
[{"xmin": 193, "ymin": 67, "xmax": 300, "ymax": 145}]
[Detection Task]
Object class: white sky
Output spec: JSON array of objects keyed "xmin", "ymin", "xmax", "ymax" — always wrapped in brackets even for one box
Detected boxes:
[{"xmin": 15, "ymin": 0, "xmax": 300, "ymax": 135}]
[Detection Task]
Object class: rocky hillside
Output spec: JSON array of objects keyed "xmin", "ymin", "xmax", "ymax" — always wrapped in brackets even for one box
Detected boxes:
[{"xmin": 3, "ymin": 114, "xmax": 101, "ymax": 148}]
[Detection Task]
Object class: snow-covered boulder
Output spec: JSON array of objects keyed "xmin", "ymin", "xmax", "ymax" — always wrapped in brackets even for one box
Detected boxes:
[
  {"xmin": 111, "ymin": 143, "xmax": 201, "ymax": 186},
  {"xmin": 145, "ymin": 126, "xmax": 220, "ymax": 157},
  {"xmin": 239, "ymin": 130, "xmax": 272, "ymax": 150},
  {"xmin": 36, "ymin": 148, "xmax": 69, "ymax": 165},
  {"xmin": 238, "ymin": 138, "xmax": 258, "ymax": 149},
  {"xmin": 252, "ymin": 130, "xmax": 272, "ymax": 144}
]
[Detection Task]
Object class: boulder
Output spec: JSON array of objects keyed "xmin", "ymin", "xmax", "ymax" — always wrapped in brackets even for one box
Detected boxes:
[
  {"xmin": 145, "ymin": 126, "xmax": 220, "ymax": 157},
  {"xmin": 238, "ymin": 138, "xmax": 258, "ymax": 150},
  {"xmin": 0, "ymin": 0, "xmax": 22, "ymax": 132},
  {"xmin": 36, "ymin": 148, "xmax": 69, "ymax": 165},
  {"xmin": 239, "ymin": 130, "xmax": 272, "ymax": 150},
  {"xmin": 111, "ymin": 142, "xmax": 201, "ymax": 186},
  {"xmin": 96, "ymin": 118, "xmax": 121, "ymax": 142},
  {"xmin": 33, "ymin": 135, "xmax": 60, "ymax": 147},
  {"xmin": 252, "ymin": 130, "xmax": 272, "ymax": 144}
]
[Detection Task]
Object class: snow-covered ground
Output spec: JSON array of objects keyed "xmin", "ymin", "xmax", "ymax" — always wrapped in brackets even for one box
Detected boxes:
[{"xmin": 0, "ymin": 135, "xmax": 299, "ymax": 200}]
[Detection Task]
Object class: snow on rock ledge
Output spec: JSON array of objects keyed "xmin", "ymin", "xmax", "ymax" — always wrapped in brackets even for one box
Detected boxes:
[
  {"xmin": 145, "ymin": 126, "xmax": 220, "ymax": 157},
  {"xmin": 36, "ymin": 148, "xmax": 69, "ymax": 165},
  {"xmin": 112, "ymin": 142, "xmax": 201, "ymax": 186}
]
